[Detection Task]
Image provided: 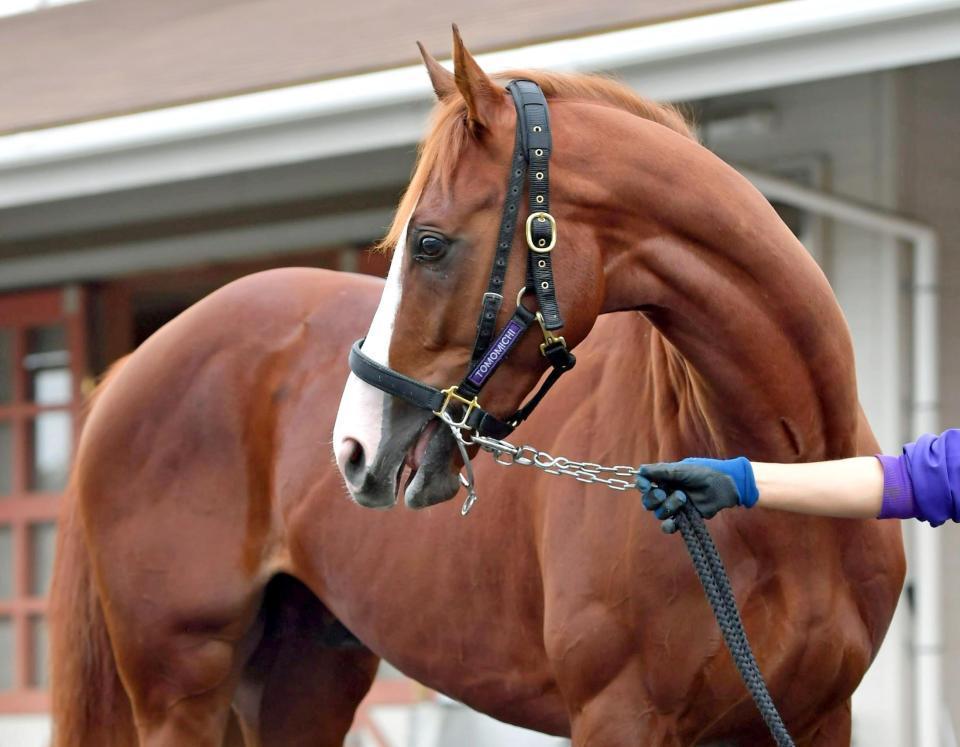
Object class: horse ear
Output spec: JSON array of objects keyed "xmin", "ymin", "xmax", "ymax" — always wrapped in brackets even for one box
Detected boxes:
[
  {"xmin": 451, "ymin": 24, "xmax": 502, "ymax": 133},
  {"xmin": 417, "ymin": 42, "xmax": 456, "ymax": 101}
]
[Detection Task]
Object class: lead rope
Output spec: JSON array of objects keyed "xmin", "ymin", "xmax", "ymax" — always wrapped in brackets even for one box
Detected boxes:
[
  {"xmin": 674, "ymin": 506, "xmax": 796, "ymax": 747},
  {"xmin": 442, "ymin": 417, "xmax": 795, "ymax": 745}
]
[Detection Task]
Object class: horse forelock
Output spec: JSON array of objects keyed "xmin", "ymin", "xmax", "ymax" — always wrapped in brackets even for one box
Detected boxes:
[{"xmin": 376, "ymin": 69, "xmax": 693, "ymax": 253}]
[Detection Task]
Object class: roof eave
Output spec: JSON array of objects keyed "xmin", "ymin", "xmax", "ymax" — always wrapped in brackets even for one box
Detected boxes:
[{"xmin": 2, "ymin": 0, "xmax": 960, "ymax": 209}]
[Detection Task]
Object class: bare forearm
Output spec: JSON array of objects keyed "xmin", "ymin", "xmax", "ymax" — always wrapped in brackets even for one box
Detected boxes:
[{"xmin": 751, "ymin": 458, "xmax": 884, "ymax": 518}]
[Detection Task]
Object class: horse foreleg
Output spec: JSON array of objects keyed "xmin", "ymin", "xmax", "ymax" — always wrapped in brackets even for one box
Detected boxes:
[
  {"xmin": 85, "ymin": 497, "xmax": 269, "ymax": 746},
  {"xmin": 795, "ymin": 699, "xmax": 851, "ymax": 746},
  {"xmin": 563, "ymin": 666, "xmax": 683, "ymax": 747},
  {"xmin": 569, "ymin": 694, "xmax": 683, "ymax": 747},
  {"xmin": 235, "ymin": 576, "xmax": 380, "ymax": 746},
  {"xmin": 253, "ymin": 644, "xmax": 379, "ymax": 746},
  {"xmin": 105, "ymin": 607, "xmax": 264, "ymax": 747},
  {"xmin": 90, "ymin": 636, "xmax": 242, "ymax": 747}
]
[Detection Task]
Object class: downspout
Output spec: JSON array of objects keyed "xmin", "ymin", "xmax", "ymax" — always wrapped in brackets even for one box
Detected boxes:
[{"xmin": 913, "ymin": 231, "xmax": 941, "ymax": 747}]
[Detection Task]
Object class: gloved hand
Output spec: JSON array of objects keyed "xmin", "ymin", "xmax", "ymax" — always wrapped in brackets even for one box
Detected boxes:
[{"xmin": 636, "ymin": 457, "xmax": 759, "ymax": 533}]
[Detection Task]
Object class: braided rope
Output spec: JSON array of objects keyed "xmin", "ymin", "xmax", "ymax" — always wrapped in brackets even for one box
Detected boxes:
[{"xmin": 674, "ymin": 506, "xmax": 796, "ymax": 747}]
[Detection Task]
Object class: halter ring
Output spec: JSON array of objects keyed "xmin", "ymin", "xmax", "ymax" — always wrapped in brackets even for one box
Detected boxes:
[{"xmin": 516, "ymin": 285, "xmax": 531, "ymax": 308}]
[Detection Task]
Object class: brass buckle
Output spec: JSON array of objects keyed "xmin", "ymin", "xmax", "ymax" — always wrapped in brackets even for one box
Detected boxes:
[
  {"xmin": 525, "ymin": 211, "xmax": 557, "ymax": 253},
  {"xmin": 433, "ymin": 386, "xmax": 481, "ymax": 429},
  {"xmin": 535, "ymin": 311, "xmax": 566, "ymax": 356}
]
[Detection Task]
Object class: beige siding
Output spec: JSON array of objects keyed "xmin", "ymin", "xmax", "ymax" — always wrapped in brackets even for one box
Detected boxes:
[{"xmin": 0, "ymin": 0, "xmax": 768, "ymax": 135}]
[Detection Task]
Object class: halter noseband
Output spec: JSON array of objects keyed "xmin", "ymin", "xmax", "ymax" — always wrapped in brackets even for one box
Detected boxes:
[{"xmin": 349, "ymin": 80, "xmax": 576, "ymax": 439}]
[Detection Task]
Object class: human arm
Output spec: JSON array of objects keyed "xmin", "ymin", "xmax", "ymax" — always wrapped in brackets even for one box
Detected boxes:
[
  {"xmin": 750, "ymin": 458, "xmax": 882, "ymax": 517},
  {"xmin": 639, "ymin": 429, "xmax": 960, "ymax": 527},
  {"xmin": 637, "ymin": 457, "xmax": 882, "ymax": 529}
]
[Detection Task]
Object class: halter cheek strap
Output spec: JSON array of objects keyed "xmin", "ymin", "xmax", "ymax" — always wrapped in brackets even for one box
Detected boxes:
[
  {"xmin": 348, "ymin": 79, "xmax": 575, "ymax": 439},
  {"xmin": 511, "ymin": 80, "xmax": 563, "ymax": 332}
]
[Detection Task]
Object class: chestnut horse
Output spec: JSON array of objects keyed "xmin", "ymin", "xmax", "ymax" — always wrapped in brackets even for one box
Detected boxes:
[
  {"xmin": 48, "ymin": 37, "xmax": 903, "ymax": 747},
  {"xmin": 332, "ymin": 33, "xmax": 904, "ymax": 745}
]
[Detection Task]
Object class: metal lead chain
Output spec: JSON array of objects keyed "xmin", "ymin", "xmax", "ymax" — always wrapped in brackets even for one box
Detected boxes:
[
  {"xmin": 452, "ymin": 425, "xmax": 479, "ymax": 516},
  {"xmin": 441, "ymin": 412, "xmax": 640, "ymax": 516}
]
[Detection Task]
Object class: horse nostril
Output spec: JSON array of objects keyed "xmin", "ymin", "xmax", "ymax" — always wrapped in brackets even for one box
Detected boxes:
[
  {"xmin": 347, "ymin": 439, "xmax": 363, "ymax": 466},
  {"xmin": 342, "ymin": 438, "xmax": 366, "ymax": 484}
]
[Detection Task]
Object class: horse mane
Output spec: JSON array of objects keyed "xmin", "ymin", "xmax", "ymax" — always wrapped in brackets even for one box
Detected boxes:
[{"xmin": 377, "ymin": 69, "xmax": 693, "ymax": 251}]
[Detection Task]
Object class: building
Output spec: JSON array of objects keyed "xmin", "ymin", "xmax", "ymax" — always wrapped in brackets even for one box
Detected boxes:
[{"xmin": 2, "ymin": 0, "xmax": 960, "ymax": 744}]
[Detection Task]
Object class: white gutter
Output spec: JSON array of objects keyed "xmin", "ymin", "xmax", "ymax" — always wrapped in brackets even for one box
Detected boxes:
[{"xmin": 3, "ymin": 0, "xmax": 960, "ymax": 207}]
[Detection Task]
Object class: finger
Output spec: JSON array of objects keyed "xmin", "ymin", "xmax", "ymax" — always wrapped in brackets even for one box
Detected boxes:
[
  {"xmin": 635, "ymin": 475, "xmax": 651, "ymax": 492},
  {"xmin": 664, "ymin": 490, "xmax": 687, "ymax": 514},
  {"xmin": 641, "ymin": 487, "xmax": 667, "ymax": 512},
  {"xmin": 639, "ymin": 462, "xmax": 685, "ymax": 484},
  {"xmin": 656, "ymin": 494, "xmax": 684, "ymax": 520},
  {"xmin": 660, "ymin": 517, "xmax": 678, "ymax": 534},
  {"xmin": 654, "ymin": 490, "xmax": 685, "ymax": 520}
]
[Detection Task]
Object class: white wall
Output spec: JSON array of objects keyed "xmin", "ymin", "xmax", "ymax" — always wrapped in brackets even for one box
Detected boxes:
[{"xmin": 0, "ymin": 715, "xmax": 50, "ymax": 747}]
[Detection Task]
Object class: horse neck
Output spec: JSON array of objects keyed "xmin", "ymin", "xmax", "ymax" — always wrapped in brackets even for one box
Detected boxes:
[{"xmin": 592, "ymin": 120, "xmax": 859, "ymax": 461}]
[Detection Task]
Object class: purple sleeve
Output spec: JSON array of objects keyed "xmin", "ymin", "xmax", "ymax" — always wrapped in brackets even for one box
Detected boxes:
[{"xmin": 877, "ymin": 429, "xmax": 960, "ymax": 525}]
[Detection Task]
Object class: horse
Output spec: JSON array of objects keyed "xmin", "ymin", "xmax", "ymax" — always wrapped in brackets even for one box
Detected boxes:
[
  {"xmin": 46, "ymin": 33, "xmax": 904, "ymax": 747},
  {"xmin": 331, "ymin": 29, "xmax": 904, "ymax": 745},
  {"xmin": 49, "ymin": 270, "xmax": 729, "ymax": 747}
]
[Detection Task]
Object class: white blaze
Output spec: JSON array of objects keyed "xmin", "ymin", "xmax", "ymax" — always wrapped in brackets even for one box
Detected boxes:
[{"xmin": 333, "ymin": 222, "xmax": 408, "ymax": 475}]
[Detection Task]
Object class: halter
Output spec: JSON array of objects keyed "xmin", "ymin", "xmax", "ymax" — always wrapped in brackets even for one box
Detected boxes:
[{"xmin": 349, "ymin": 80, "xmax": 576, "ymax": 439}]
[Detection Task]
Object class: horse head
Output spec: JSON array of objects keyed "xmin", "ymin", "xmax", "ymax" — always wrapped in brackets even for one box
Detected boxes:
[
  {"xmin": 333, "ymin": 29, "xmax": 611, "ymax": 508},
  {"xmin": 332, "ymin": 25, "xmax": 838, "ymax": 512}
]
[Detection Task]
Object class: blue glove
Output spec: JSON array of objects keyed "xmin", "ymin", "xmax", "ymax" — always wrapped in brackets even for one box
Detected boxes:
[{"xmin": 637, "ymin": 457, "xmax": 759, "ymax": 533}]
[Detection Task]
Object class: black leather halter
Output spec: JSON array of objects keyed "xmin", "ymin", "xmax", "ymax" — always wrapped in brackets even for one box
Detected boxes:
[{"xmin": 349, "ymin": 80, "xmax": 576, "ymax": 439}]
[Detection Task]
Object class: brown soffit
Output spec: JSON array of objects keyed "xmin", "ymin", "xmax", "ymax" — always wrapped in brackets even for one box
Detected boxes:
[{"xmin": 0, "ymin": 0, "xmax": 775, "ymax": 135}]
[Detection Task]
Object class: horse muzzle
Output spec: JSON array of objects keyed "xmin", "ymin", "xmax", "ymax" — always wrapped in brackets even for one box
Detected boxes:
[{"xmin": 335, "ymin": 397, "xmax": 461, "ymax": 509}]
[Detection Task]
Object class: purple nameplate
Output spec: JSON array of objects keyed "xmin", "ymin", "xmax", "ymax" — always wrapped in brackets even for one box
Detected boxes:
[{"xmin": 467, "ymin": 319, "xmax": 526, "ymax": 387}]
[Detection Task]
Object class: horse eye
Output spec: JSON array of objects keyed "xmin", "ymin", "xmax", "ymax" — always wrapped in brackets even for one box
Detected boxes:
[{"xmin": 416, "ymin": 234, "xmax": 448, "ymax": 260}]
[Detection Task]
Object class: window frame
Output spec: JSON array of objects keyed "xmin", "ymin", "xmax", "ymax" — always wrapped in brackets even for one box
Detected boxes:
[{"xmin": 0, "ymin": 286, "xmax": 86, "ymax": 714}]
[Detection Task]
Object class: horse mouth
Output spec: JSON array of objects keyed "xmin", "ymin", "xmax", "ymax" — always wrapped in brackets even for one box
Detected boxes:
[
  {"xmin": 401, "ymin": 419, "xmax": 461, "ymax": 508},
  {"xmin": 408, "ymin": 419, "xmax": 440, "ymax": 471},
  {"xmin": 346, "ymin": 404, "xmax": 462, "ymax": 510},
  {"xmin": 396, "ymin": 419, "xmax": 440, "ymax": 499}
]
